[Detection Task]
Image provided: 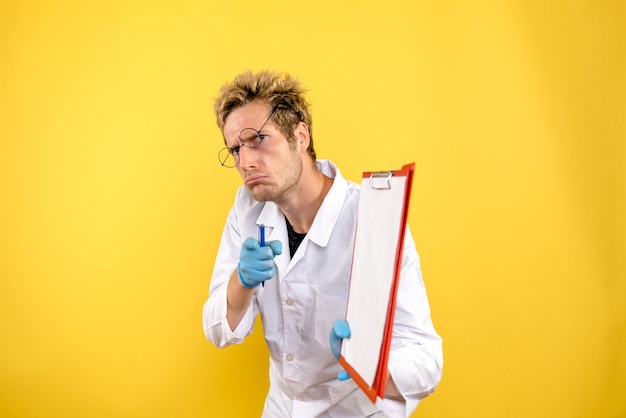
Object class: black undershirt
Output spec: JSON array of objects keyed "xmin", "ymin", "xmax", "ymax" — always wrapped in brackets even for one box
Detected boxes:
[{"xmin": 285, "ymin": 217, "xmax": 307, "ymax": 258}]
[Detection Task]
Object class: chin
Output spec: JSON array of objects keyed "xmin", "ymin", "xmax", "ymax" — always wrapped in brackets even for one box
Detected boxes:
[{"xmin": 249, "ymin": 187, "xmax": 273, "ymax": 203}]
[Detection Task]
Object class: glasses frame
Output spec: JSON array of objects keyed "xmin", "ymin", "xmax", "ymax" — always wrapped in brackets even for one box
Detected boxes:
[{"xmin": 218, "ymin": 105, "xmax": 279, "ymax": 168}]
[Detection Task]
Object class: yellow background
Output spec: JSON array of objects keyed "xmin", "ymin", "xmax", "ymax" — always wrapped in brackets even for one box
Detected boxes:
[{"xmin": 1, "ymin": 1, "xmax": 624, "ymax": 417}]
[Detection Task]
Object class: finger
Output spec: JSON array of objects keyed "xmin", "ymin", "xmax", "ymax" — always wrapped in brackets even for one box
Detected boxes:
[
  {"xmin": 330, "ymin": 334, "xmax": 341, "ymax": 359},
  {"xmin": 332, "ymin": 320, "xmax": 351, "ymax": 339},
  {"xmin": 337, "ymin": 370, "xmax": 351, "ymax": 381},
  {"xmin": 329, "ymin": 323, "xmax": 344, "ymax": 359},
  {"xmin": 241, "ymin": 259, "xmax": 275, "ymax": 276},
  {"xmin": 247, "ymin": 256, "xmax": 276, "ymax": 271},
  {"xmin": 253, "ymin": 245, "xmax": 277, "ymax": 260},
  {"xmin": 242, "ymin": 237, "xmax": 260, "ymax": 250},
  {"xmin": 250, "ymin": 265, "xmax": 276, "ymax": 279},
  {"xmin": 268, "ymin": 240, "xmax": 283, "ymax": 256}
]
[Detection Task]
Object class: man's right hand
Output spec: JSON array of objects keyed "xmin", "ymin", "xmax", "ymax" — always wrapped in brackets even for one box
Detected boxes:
[
  {"xmin": 238, "ymin": 237, "xmax": 282, "ymax": 288},
  {"xmin": 330, "ymin": 319, "xmax": 352, "ymax": 381}
]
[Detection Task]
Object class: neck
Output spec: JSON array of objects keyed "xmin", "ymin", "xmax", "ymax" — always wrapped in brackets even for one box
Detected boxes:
[{"xmin": 278, "ymin": 164, "xmax": 333, "ymax": 234}]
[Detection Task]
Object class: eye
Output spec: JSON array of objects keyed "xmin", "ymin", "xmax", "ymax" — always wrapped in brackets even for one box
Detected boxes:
[
  {"xmin": 230, "ymin": 145, "xmax": 241, "ymax": 155},
  {"xmin": 246, "ymin": 134, "xmax": 266, "ymax": 148}
]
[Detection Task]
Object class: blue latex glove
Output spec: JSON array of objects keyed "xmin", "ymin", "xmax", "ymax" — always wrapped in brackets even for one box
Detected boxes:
[
  {"xmin": 238, "ymin": 237, "xmax": 282, "ymax": 289},
  {"xmin": 330, "ymin": 319, "xmax": 352, "ymax": 381}
]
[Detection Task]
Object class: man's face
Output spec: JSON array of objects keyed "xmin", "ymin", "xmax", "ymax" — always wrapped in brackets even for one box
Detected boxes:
[{"xmin": 222, "ymin": 101, "xmax": 304, "ymax": 203}]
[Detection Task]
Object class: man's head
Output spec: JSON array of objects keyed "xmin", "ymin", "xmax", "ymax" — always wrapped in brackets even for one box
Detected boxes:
[{"xmin": 214, "ymin": 70, "xmax": 316, "ymax": 161}]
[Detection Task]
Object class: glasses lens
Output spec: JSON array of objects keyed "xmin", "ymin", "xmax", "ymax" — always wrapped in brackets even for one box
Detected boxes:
[
  {"xmin": 218, "ymin": 148, "xmax": 238, "ymax": 168},
  {"xmin": 238, "ymin": 128, "xmax": 263, "ymax": 148}
]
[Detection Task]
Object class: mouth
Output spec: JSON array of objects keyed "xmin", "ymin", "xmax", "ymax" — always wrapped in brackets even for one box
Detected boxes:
[{"xmin": 245, "ymin": 174, "xmax": 266, "ymax": 186}]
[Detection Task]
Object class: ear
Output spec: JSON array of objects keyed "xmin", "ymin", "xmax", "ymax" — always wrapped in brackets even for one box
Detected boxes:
[{"xmin": 294, "ymin": 121, "xmax": 310, "ymax": 150}]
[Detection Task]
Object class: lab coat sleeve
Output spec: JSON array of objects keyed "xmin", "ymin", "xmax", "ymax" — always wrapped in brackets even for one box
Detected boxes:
[
  {"xmin": 387, "ymin": 229, "xmax": 443, "ymax": 416},
  {"xmin": 202, "ymin": 204, "xmax": 256, "ymax": 348}
]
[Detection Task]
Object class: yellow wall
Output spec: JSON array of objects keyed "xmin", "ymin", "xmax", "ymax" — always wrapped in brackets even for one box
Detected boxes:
[{"xmin": 1, "ymin": 1, "xmax": 624, "ymax": 417}]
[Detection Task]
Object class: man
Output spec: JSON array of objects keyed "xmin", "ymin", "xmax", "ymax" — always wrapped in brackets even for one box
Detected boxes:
[{"xmin": 202, "ymin": 70, "xmax": 442, "ymax": 417}]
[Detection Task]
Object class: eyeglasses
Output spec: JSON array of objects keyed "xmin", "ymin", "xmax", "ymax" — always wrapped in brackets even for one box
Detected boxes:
[{"xmin": 218, "ymin": 106, "xmax": 278, "ymax": 168}]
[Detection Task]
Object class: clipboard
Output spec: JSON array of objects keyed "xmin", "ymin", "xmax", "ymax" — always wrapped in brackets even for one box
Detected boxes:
[{"xmin": 339, "ymin": 162, "xmax": 415, "ymax": 402}]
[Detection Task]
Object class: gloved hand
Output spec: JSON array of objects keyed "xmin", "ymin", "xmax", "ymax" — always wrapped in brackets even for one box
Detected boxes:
[
  {"xmin": 238, "ymin": 237, "xmax": 282, "ymax": 289},
  {"xmin": 330, "ymin": 319, "xmax": 352, "ymax": 381}
]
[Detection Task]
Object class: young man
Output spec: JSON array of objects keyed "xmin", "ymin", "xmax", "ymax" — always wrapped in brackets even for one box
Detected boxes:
[{"xmin": 202, "ymin": 70, "xmax": 442, "ymax": 418}]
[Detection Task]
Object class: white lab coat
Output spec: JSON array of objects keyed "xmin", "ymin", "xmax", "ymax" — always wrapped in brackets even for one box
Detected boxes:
[{"xmin": 203, "ymin": 160, "xmax": 443, "ymax": 417}]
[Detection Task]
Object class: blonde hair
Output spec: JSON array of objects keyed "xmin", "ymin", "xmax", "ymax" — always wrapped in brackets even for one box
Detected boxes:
[{"xmin": 214, "ymin": 70, "xmax": 316, "ymax": 160}]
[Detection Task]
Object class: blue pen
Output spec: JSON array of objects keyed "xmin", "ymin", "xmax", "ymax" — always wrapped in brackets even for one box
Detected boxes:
[
  {"xmin": 259, "ymin": 224, "xmax": 266, "ymax": 247},
  {"xmin": 259, "ymin": 225, "xmax": 266, "ymax": 287}
]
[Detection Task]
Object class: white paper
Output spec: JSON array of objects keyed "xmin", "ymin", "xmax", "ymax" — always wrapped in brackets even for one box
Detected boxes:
[{"xmin": 341, "ymin": 175, "xmax": 407, "ymax": 387}]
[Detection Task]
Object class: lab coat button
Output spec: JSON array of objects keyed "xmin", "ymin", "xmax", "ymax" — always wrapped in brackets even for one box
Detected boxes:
[
  {"xmin": 286, "ymin": 354, "xmax": 294, "ymax": 362},
  {"xmin": 286, "ymin": 298, "xmax": 294, "ymax": 306}
]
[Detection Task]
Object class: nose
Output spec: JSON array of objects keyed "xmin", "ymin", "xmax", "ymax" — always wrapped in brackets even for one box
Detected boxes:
[{"xmin": 237, "ymin": 145, "xmax": 258, "ymax": 170}]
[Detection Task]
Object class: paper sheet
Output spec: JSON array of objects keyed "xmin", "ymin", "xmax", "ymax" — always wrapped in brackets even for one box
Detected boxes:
[{"xmin": 340, "ymin": 172, "xmax": 409, "ymax": 394}]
